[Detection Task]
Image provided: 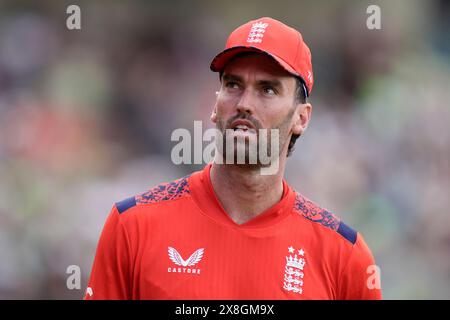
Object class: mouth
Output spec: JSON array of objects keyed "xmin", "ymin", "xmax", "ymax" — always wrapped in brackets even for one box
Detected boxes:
[{"xmin": 229, "ymin": 119, "xmax": 257, "ymax": 134}]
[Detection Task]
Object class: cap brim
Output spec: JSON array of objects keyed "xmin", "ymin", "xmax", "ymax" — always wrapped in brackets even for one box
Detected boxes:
[{"xmin": 210, "ymin": 46, "xmax": 308, "ymax": 96}]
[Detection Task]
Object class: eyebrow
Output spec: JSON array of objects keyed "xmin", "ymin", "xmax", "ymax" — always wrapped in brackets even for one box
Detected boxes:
[{"xmin": 222, "ymin": 73, "xmax": 283, "ymax": 90}]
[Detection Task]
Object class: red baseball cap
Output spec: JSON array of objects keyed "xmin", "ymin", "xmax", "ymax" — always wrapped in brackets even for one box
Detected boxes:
[{"xmin": 210, "ymin": 17, "xmax": 314, "ymax": 96}]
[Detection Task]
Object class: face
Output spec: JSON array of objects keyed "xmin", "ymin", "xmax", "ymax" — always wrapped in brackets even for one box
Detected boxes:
[{"xmin": 211, "ymin": 53, "xmax": 309, "ymax": 166}]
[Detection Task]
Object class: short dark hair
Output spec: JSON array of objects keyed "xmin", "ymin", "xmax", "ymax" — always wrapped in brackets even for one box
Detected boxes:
[{"xmin": 287, "ymin": 77, "xmax": 307, "ymax": 157}]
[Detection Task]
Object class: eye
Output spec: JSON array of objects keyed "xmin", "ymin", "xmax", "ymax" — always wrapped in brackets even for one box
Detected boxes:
[
  {"xmin": 262, "ymin": 86, "xmax": 277, "ymax": 95},
  {"xmin": 225, "ymin": 81, "xmax": 240, "ymax": 89}
]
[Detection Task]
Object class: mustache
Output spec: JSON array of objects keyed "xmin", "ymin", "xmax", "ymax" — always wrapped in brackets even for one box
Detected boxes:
[{"xmin": 225, "ymin": 113, "xmax": 262, "ymax": 130}]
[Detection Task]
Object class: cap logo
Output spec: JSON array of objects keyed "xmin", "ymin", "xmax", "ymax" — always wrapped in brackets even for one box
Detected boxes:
[
  {"xmin": 307, "ymin": 71, "xmax": 313, "ymax": 83},
  {"xmin": 246, "ymin": 21, "xmax": 269, "ymax": 44}
]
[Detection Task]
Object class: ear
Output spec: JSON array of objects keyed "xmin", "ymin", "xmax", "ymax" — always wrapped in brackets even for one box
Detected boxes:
[
  {"xmin": 210, "ymin": 90, "xmax": 221, "ymax": 124},
  {"xmin": 210, "ymin": 105, "xmax": 217, "ymax": 123},
  {"xmin": 292, "ymin": 103, "xmax": 312, "ymax": 136}
]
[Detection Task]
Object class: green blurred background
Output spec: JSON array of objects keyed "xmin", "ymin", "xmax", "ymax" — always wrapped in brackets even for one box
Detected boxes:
[{"xmin": 0, "ymin": 0, "xmax": 449, "ymax": 299}]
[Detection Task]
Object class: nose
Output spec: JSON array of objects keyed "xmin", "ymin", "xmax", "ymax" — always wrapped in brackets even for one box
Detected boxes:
[{"xmin": 235, "ymin": 88, "xmax": 256, "ymax": 115}]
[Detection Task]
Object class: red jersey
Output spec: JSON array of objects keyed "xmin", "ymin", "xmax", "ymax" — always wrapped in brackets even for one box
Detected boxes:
[{"xmin": 85, "ymin": 164, "xmax": 381, "ymax": 300}]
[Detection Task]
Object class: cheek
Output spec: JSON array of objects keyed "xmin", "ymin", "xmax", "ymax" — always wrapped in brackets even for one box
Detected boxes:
[
  {"xmin": 264, "ymin": 104, "xmax": 286, "ymax": 121},
  {"xmin": 268, "ymin": 104, "xmax": 295, "ymax": 129},
  {"xmin": 215, "ymin": 96, "xmax": 235, "ymax": 118},
  {"xmin": 213, "ymin": 100, "xmax": 230, "ymax": 129}
]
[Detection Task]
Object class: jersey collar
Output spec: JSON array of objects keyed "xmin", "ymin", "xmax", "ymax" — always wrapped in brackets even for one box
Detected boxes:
[{"xmin": 189, "ymin": 163, "xmax": 296, "ymax": 229}]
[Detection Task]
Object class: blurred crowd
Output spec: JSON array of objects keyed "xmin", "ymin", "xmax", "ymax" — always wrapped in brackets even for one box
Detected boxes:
[{"xmin": 0, "ymin": 0, "xmax": 449, "ymax": 299}]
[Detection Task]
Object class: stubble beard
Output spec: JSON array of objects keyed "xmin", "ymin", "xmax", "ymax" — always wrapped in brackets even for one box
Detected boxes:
[{"xmin": 215, "ymin": 107, "xmax": 295, "ymax": 168}]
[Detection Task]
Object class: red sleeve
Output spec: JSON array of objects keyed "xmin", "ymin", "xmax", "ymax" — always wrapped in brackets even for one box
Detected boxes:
[
  {"xmin": 84, "ymin": 205, "xmax": 132, "ymax": 300},
  {"xmin": 337, "ymin": 233, "xmax": 382, "ymax": 300}
]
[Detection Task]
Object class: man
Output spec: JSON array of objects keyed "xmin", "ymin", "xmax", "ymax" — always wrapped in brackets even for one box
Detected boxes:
[{"xmin": 85, "ymin": 17, "xmax": 381, "ymax": 300}]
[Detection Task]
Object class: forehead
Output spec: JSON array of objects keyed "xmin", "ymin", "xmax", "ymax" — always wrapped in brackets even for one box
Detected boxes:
[{"xmin": 222, "ymin": 53, "xmax": 295, "ymax": 83}]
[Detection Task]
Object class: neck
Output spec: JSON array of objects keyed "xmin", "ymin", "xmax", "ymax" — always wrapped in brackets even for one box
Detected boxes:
[{"xmin": 210, "ymin": 159, "xmax": 286, "ymax": 225}]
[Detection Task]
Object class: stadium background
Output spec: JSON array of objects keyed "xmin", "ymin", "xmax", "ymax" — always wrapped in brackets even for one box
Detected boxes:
[{"xmin": 0, "ymin": 0, "xmax": 449, "ymax": 299}]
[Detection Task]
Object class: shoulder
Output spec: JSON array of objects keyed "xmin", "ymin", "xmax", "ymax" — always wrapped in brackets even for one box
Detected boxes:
[
  {"xmin": 292, "ymin": 192, "xmax": 358, "ymax": 245},
  {"xmin": 114, "ymin": 174, "xmax": 191, "ymax": 215}
]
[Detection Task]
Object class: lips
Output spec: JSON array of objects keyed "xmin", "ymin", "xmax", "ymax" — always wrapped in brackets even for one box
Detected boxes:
[{"xmin": 229, "ymin": 119, "xmax": 257, "ymax": 133}]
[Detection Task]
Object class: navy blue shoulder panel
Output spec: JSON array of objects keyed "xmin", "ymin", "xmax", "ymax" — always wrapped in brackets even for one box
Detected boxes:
[
  {"xmin": 136, "ymin": 175, "xmax": 191, "ymax": 205},
  {"xmin": 294, "ymin": 192, "xmax": 358, "ymax": 245},
  {"xmin": 115, "ymin": 196, "xmax": 137, "ymax": 214},
  {"xmin": 337, "ymin": 221, "xmax": 357, "ymax": 245}
]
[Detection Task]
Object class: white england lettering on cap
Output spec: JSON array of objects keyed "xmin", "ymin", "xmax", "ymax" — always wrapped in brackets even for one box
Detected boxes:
[{"xmin": 247, "ymin": 22, "xmax": 268, "ymax": 43}]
